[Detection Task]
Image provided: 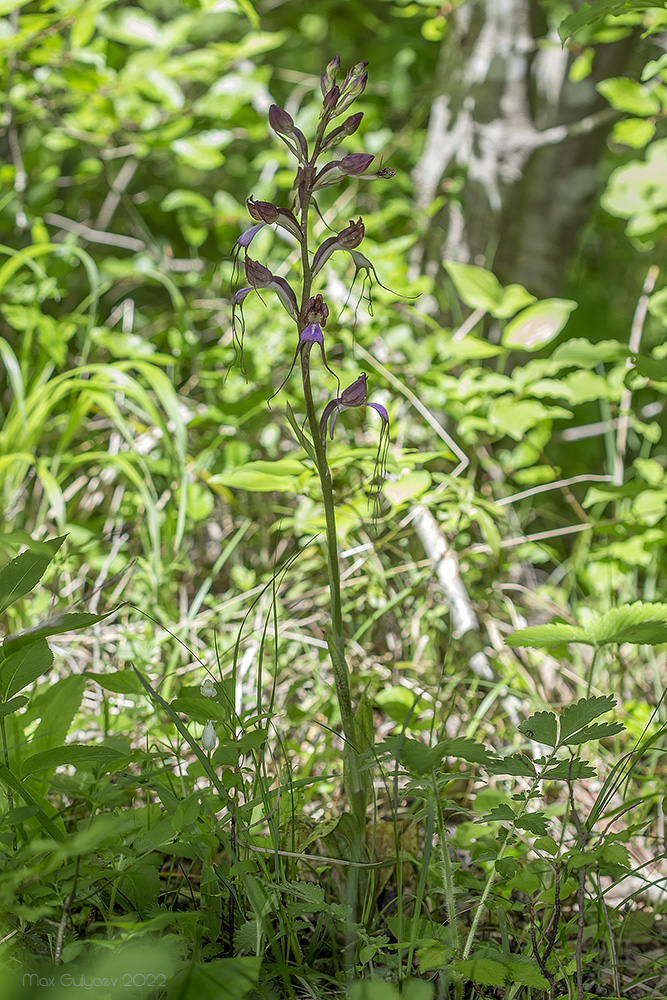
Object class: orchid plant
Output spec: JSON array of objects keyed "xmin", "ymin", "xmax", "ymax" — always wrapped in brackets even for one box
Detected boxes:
[{"xmin": 229, "ymin": 57, "xmax": 394, "ymax": 837}]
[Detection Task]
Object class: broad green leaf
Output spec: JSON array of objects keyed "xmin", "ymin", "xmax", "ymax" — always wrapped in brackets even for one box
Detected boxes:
[
  {"xmin": 550, "ymin": 338, "xmax": 629, "ymax": 367},
  {"xmin": 165, "ymin": 956, "xmax": 261, "ymax": 1000},
  {"xmin": 482, "ymin": 804, "xmax": 516, "ymax": 823},
  {"xmin": 502, "ymin": 299, "xmax": 577, "ymax": 350},
  {"xmin": 170, "ymin": 695, "xmax": 220, "ymax": 724},
  {"xmin": 20, "ymin": 744, "xmax": 124, "ymax": 777},
  {"xmin": 647, "ymin": 286, "xmax": 667, "ymax": 322},
  {"xmin": 506, "ymin": 623, "xmax": 589, "ymax": 648},
  {"xmin": 613, "ymin": 118, "xmax": 657, "ymax": 149},
  {"xmin": 441, "ymin": 738, "xmax": 497, "ymax": 766},
  {"xmin": 518, "ymin": 711, "xmax": 558, "ymax": 747},
  {"xmin": 503, "ymin": 957, "xmax": 550, "ymax": 988},
  {"xmin": 0, "ymin": 762, "xmax": 65, "ymax": 842},
  {"xmin": 589, "ymin": 602, "xmax": 667, "ymax": 645},
  {"xmin": 444, "ymin": 261, "xmax": 503, "ymax": 311},
  {"xmin": 29, "ymin": 675, "xmax": 87, "ymax": 754},
  {"xmin": 558, "ymin": 0, "xmax": 645, "ymax": 42},
  {"xmin": 85, "ymin": 670, "xmax": 145, "ymax": 695},
  {"xmin": 597, "ymin": 77, "xmax": 661, "ymax": 116},
  {"xmin": 209, "ymin": 459, "xmax": 310, "ymax": 493},
  {"xmin": 495, "ymin": 283, "xmax": 536, "ymax": 318},
  {"xmin": 0, "ymin": 639, "xmax": 53, "ymax": 699},
  {"xmin": 384, "ymin": 470, "xmax": 431, "ymax": 504},
  {"xmin": 0, "ymin": 535, "xmax": 65, "ymax": 614}
]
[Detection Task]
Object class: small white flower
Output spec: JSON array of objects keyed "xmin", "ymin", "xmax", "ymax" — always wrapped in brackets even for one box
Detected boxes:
[
  {"xmin": 200, "ymin": 678, "xmax": 216, "ymax": 698},
  {"xmin": 202, "ymin": 720, "xmax": 218, "ymax": 752}
]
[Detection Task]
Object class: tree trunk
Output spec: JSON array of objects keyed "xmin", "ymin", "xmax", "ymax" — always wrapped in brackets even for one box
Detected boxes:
[{"xmin": 412, "ymin": 0, "xmax": 634, "ymax": 298}]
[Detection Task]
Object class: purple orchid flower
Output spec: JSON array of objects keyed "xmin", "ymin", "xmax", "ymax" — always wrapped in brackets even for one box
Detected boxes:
[
  {"xmin": 232, "ymin": 257, "xmax": 298, "ymax": 375},
  {"xmin": 320, "ymin": 373, "xmax": 390, "ymax": 522}
]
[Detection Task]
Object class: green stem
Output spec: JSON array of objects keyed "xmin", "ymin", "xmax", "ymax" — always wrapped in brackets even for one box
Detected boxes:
[{"xmin": 432, "ymin": 770, "xmax": 459, "ymax": 957}]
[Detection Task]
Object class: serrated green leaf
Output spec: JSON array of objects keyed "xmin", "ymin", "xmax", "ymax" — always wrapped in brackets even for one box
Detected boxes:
[
  {"xmin": 440, "ymin": 737, "xmax": 497, "ymax": 766},
  {"xmin": 487, "ymin": 754, "xmax": 536, "ymax": 777},
  {"xmin": 562, "ymin": 721, "xmax": 624, "ymax": 745},
  {"xmin": 541, "ymin": 759, "xmax": 596, "ymax": 779},
  {"xmin": 518, "ymin": 711, "xmax": 558, "ymax": 747},
  {"xmin": 506, "ymin": 623, "xmax": 589, "ymax": 648},
  {"xmin": 455, "ymin": 958, "xmax": 506, "ymax": 987},
  {"xmin": 482, "ymin": 804, "xmax": 516, "ymax": 823},
  {"xmin": 588, "ymin": 602, "xmax": 667, "ymax": 645},
  {"xmin": 503, "ymin": 957, "xmax": 550, "ymax": 988},
  {"xmin": 516, "ymin": 812, "xmax": 549, "ymax": 835},
  {"xmin": 0, "ymin": 535, "xmax": 65, "ymax": 614},
  {"xmin": 560, "ymin": 695, "xmax": 616, "ymax": 742}
]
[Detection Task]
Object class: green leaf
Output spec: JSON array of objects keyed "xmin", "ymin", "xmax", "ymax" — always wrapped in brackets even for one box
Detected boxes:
[
  {"xmin": 440, "ymin": 737, "xmax": 497, "ymax": 766},
  {"xmin": 3, "ymin": 610, "xmax": 113, "ymax": 655},
  {"xmin": 209, "ymin": 459, "xmax": 310, "ymax": 493},
  {"xmin": 384, "ymin": 470, "xmax": 431, "ymax": 504},
  {"xmin": 506, "ymin": 623, "xmax": 589, "ymax": 648},
  {"xmin": 444, "ymin": 261, "xmax": 503, "ymax": 311},
  {"xmin": 0, "ymin": 695, "xmax": 28, "ymax": 717},
  {"xmin": 613, "ymin": 118, "xmax": 657, "ymax": 149},
  {"xmin": 487, "ymin": 753, "xmax": 536, "ymax": 777},
  {"xmin": 598, "ymin": 77, "xmax": 661, "ymax": 116},
  {"xmin": 0, "ymin": 535, "xmax": 65, "ymax": 614},
  {"xmin": 85, "ymin": 670, "xmax": 145, "ymax": 695},
  {"xmin": 0, "ymin": 639, "xmax": 53, "ymax": 699},
  {"xmin": 518, "ymin": 711, "xmax": 558, "ymax": 747},
  {"xmin": 165, "ymin": 956, "xmax": 261, "ymax": 1000},
  {"xmin": 516, "ymin": 812, "xmax": 549, "ymax": 835},
  {"xmin": 20, "ymin": 744, "xmax": 124, "ymax": 777},
  {"xmin": 558, "ymin": 0, "xmax": 644, "ymax": 42},
  {"xmin": 502, "ymin": 299, "xmax": 577, "ymax": 350},
  {"xmin": 541, "ymin": 758, "xmax": 596, "ymax": 779},
  {"xmin": 563, "ymin": 721, "xmax": 624, "ymax": 744},
  {"xmin": 560, "ymin": 695, "xmax": 616, "ymax": 741},
  {"xmin": 454, "ymin": 958, "xmax": 507, "ymax": 987},
  {"xmin": 588, "ymin": 602, "xmax": 667, "ymax": 645}
]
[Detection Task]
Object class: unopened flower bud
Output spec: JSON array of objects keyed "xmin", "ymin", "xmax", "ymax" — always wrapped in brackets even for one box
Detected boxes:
[
  {"xmin": 305, "ymin": 294, "xmax": 329, "ymax": 326},
  {"xmin": 340, "ymin": 153, "xmax": 374, "ymax": 176},
  {"xmin": 245, "ymin": 257, "xmax": 273, "ymax": 287},
  {"xmin": 269, "ymin": 104, "xmax": 295, "ymax": 135},
  {"xmin": 247, "ymin": 197, "xmax": 279, "ymax": 224},
  {"xmin": 200, "ymin": 678, "xmax": 216, "ymax": 698},
  {"xmin": 321, "ymin": 54, "xmax": 340, "ymax": 96},
  {"xmin": 322, "ymin": 84, "xmax": 340, "ymax": 115},
  {"xmin": 337, "ymin": 218, "xmax": 365, "ymax": 249},
  {"xmin": 202, "ymin": 720, "xmax": 217, "ymax": 752},
  {"xmin": 342, "ymin": 112, "xmax": 363, "ymax": 136},
  {"xmin": 340, "ymin": 372, "xmax": 368, "ymax": 406}
]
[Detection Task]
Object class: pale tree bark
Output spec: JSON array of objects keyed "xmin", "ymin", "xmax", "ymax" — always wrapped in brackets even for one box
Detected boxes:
[{"xmin": 411, "ymin": 0, "xmax": 633, "ymax": 298}]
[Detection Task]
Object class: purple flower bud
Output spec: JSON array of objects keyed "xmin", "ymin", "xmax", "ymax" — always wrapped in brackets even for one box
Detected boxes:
[
  {"xmin": 342, "ymin": 112, "xmax": 364, "ymax": 136},
  {"xmin": 340, "ymin": 372, "xmax": 368, "ymax": 406},
  {"xmin": 247, "ymin": 197, "xmax": 301, "ymax": 239},
  {"xmin": 340, "ymin": 153, "xmax": 375, "ymax": 176},
  {"xmin": 247, "ymin": 197, "xmax": 279, "ymax": 224},
  {"xmin": 269, "ymin": 104, "xmax": 295, "ymax": 135},
  {"xmin": 322, "ymin": 84, "xmax": 340, "ymax": 115},
  {"xmin": 337, "ymin": 217, "xmax": 365, "ymax": 249},
  {"xmin": 321, "ymin": 54, "xmax": 340, "ymax": 96},
  {"xmin": 245, "ymin": 257, "xmax": 273, "ymax": 288}
]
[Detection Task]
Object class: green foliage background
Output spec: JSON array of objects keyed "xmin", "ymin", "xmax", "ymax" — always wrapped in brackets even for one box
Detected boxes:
[{"xmin": 1, "ymin": 0, "xmax": 667, "ymax": 996}]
